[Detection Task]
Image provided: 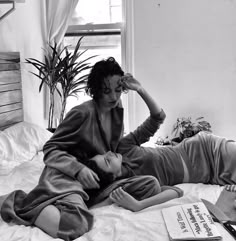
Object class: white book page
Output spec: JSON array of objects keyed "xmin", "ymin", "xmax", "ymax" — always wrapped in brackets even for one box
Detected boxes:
[{"xmin": 162, "ymin": 202, "xmax": 222, "ymax": 240}]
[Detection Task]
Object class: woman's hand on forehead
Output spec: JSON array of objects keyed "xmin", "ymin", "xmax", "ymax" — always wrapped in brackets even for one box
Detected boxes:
[{"xmin": 120, "ymin": 73, "xmax": 141, "ymax": 92}]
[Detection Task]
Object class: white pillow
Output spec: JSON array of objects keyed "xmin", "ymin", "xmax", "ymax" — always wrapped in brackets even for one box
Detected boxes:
[
  {"xmin": 3, "ymin": 121, "xmax": 53, "ymax": 151},
  {"xmin": 0, "ymin": 122, "xmax": 53, "ymax": 173}
]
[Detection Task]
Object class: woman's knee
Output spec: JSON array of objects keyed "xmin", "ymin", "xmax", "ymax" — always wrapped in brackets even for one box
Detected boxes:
[
  {"xmin": 34, "ymin": 205, "xmax": 60, "ymax": 238},
  {"xmin": 56, "ymin": 200, "xmax": 94, "ymax": 240},
  {"xmin": 34, "ymin": 202, "xmax": 94, "ymax": 241}
]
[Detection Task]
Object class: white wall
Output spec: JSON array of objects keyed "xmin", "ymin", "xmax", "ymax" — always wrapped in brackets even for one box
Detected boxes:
[
  {"xmin": 129, "ymin": 0, "xmax": 236, "ymax": 139},
  {"xmin": 0, "ymin": 1, "xmax": 46, "ymax": 127}
]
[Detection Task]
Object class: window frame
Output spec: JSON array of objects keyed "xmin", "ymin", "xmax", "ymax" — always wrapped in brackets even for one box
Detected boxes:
[{"xmin": 66, "ymin": 23, "xmax": 122, "ymax": 37}]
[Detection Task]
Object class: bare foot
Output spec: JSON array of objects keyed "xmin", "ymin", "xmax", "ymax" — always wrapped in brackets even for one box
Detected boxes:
[{"xmin": 109, "ymin": 187, "xmax": 141, "ymax": 211}]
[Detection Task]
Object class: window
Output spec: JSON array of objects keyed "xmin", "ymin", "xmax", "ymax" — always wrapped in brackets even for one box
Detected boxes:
[{"xmin": 64, "ymin": 0, "xmax": 123, "ymax": 113}]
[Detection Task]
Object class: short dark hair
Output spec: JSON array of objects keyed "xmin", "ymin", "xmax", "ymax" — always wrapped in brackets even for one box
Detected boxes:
[
  {"xmin": 86, "ymin": 159, "xmax": 115, "ymax": 188},
  {"xmin": 85, "ymin": 57, "xmax": 124, "ymax": 101}
]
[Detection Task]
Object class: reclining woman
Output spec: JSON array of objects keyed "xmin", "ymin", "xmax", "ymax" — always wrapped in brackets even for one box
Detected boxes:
[
  {"xmin": 0, "ymin": 57, "xmax": 126, "ymax": 241},
  {"xmin": 86, "ymin": 78, "xmax": 236, "ymax": 211}
]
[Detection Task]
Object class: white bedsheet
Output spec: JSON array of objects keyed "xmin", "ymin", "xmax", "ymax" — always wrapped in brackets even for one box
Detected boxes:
[{"xmin": 0, "ymin": 152, "xmax": 235, "ymax": 241}]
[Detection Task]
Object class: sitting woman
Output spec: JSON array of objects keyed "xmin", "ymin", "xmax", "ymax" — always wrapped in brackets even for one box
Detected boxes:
[
  {"xmin": 1, "ymin": 57, "xmax": 127, "ymax": 241},
  {"xmin": 0, "ymin": 58, "xmax": 172, "ymax": 241}
]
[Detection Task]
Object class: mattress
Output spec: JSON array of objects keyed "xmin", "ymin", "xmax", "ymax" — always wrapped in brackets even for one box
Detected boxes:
[{"xmin": 0, "ymin": 122, "xmax": 235, "ymax": 241}]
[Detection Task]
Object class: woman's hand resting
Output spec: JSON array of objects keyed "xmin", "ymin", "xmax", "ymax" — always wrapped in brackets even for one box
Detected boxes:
[
  {"xmin": 120, "ymin": 73, "xmax": 142, "ymax": 92},
  {"xmin": 77, "ymin": 166, "xmax": 100, "ymax": 189}
]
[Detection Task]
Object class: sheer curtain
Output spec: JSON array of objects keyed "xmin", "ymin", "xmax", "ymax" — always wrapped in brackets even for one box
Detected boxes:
[
  {"xmin": 42, "ymin": 0, "xmax": 79, "ymax": 46},
  {"xmin": 41, "ymin": 0, "xmax": 79, "ymax": 127}
]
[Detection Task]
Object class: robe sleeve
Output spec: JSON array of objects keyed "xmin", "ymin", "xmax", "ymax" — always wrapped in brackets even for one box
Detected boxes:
[
  {"xmin": 118, "ymin": 109, "xmax": 166, "ymax": 150},
  {"xmin": 43, "ymin": 107, "xmax": 89, "ymax": 179},
  {"xmin": 118, "ymin": 110, "xmax": 166, "ymax": 178}
]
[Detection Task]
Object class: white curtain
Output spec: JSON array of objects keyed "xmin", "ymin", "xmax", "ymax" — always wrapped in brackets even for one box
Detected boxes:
[
  {"xmin": 41, "ymin": 0, "xmax": 79, "ymax": 127},
  {"xmin": 42, "ymin": 0, "xmax": 79, "ymax": 46}
]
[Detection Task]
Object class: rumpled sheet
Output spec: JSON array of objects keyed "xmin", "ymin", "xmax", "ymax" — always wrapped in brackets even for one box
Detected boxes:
[{"xmin": 0, "ymin": 152, "xmax": 235, "ymax": 241}]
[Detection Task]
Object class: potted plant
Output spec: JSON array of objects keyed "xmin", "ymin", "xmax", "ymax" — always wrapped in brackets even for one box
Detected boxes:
[
  {"xmin": 171, "ymin": 116, "xmax": 212, "ymax": 143},
  {"xmin": 25, "ymin": 37, "xmax": 96, "ymax": 131},
  {"xmin": 26, "ymin": 43, "xmax": 66, "ymax": 131}
]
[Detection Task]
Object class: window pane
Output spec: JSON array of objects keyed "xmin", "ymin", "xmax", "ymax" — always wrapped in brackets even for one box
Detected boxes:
[
  {"xmin": 64, "ymin": 35, "xmax": 121, "ymax": 63},
  {"xmin": 69, "ymin": 0, "xmax": 122, "ymax": 25}
]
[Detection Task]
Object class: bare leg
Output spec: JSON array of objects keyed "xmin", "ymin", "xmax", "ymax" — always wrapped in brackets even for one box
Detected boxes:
[{"xmin": 34, "ymin": 205, "xmax": 60, "ymax": 238}]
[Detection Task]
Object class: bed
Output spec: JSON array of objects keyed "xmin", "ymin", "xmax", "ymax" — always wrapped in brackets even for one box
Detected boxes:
[{"xmin": 0, "ymin": 52, "xmax": 235, "ymax": 241}]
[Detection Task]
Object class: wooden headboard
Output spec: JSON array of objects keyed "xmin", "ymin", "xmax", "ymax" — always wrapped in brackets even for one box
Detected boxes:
[{"xmin": 0, "ymin": 52, "xmax": 23, "ymax": 130}]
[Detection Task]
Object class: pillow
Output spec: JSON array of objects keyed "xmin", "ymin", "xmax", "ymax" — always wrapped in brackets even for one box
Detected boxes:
[
  {"xmin": 0, "ymin": 122, "xmax": 53, "ymax": 170},
  {"xmin": 3, "ymin": 121, "xmax": 53, "ymax": 151}
]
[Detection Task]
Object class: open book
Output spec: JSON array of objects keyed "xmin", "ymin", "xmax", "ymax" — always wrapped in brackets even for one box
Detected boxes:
[{"xmin": 162, "ymin": 202, "xmax": 222, "ymax": 240}]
